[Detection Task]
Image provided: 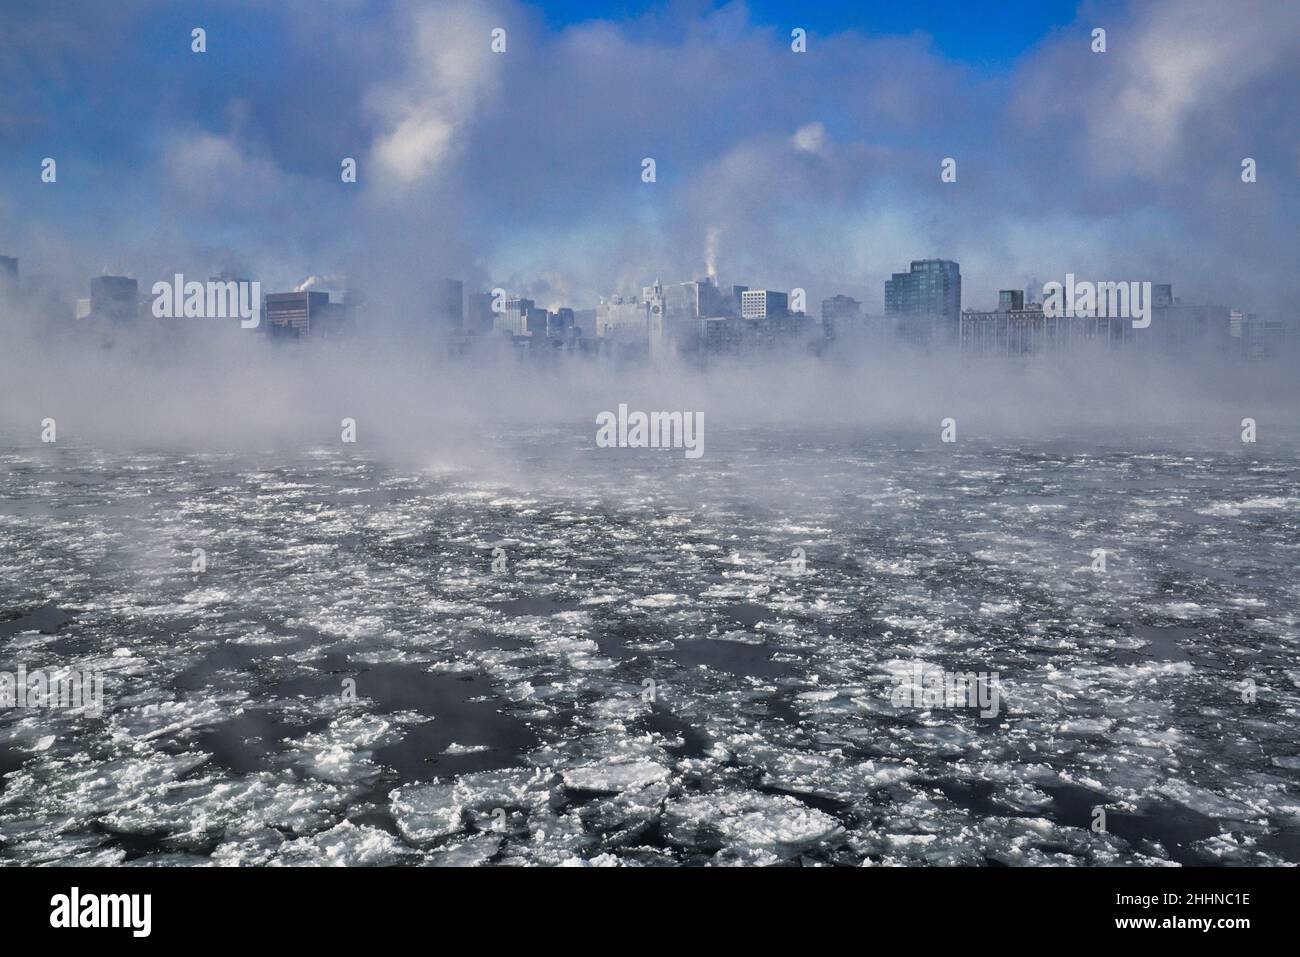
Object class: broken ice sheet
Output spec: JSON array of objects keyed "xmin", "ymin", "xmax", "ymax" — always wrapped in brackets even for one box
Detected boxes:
[
  {"xmin": 4, "ymin": 438, "xmax": 1298, "ymax": 865},
  {"xmin": 661, "ymin": 791, "xmax": 843, "ymax": 856}
]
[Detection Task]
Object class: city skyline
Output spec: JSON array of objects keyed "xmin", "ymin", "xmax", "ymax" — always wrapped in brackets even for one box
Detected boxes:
[
  {"xmin": 4, "ymin": 244, "xmax": 1288, "ymax": 364},
  {"xmin": 2, "ymin": 0, "xmax": 1297, "ymax": 326}
]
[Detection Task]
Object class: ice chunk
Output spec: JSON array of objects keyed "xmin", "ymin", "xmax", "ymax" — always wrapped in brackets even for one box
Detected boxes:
[
  {"xmin": 389, "ymin": 782, "xmax": 464, "ymax": 845},
  {"xmin": 273, "ymin": 821, "xmax": 418, "ymax": 866},
  {"xmin": 662, "ymin": 791, "xmax": 842, "ymax": 853},
  {"xmin": 562, "ymin": 760, "xmax": 670, "ymax": 793}
]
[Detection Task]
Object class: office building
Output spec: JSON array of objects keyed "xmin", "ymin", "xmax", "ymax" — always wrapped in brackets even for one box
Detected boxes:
[
  {"xmin": 740, "ymin": 289, "xmax": 789, "ymax": 321},
  {"xmin": 524, "ymin": 305, "xmax": 549, "ymax": 336},
  {"xmin": 698, "ymin": 316, "xmax": 747, "ymax": 354},
  {"xmin": 90, "ymin": 275, "xmax": 139, "ymax": 323},
  {"xmin": 821, "ymin": 294, "xmax": 862, "ymax": 338},
  {"xmin": 547, "ymin": 307, "xmax": 576, "ymax": 338},
  {"xmin": 596, "ymin": 295, "xmax": 648, "ymax": 339},
  {"xmin": 466, "ymin": 291, "xmax": 495, "ymax": 335},
  {"xmin": 731, "ymin": 285, "xmax": 748, "ymax": 317},
  {"xmin": 498, "ymin": 297, "xmax": 535, "ymax": 337},
  {"xmin": 265, "ymin": 290, "xmax": 330, "ymax": 339},
  {"xmin": 960, "ymin": 298, "xmax": 1123, "ymax": 355},
  {"xmin": 657, "ymin": 277, "xmax": 725, "ymax": 326},
  {"xmin": 885, "ymin": 259, "xmax": 961, "ymax": 344}
]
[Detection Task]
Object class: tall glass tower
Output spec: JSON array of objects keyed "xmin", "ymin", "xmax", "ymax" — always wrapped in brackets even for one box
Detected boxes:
[{"xmin": 885, "ymin": 259, "xmax": 961, "ymax": 344}]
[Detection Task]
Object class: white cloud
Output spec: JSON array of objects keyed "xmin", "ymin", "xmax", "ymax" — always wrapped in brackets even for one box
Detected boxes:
[
  {"xmin": 792, "ymin": 122, "xmax": 827, "ymax": 154},
  {"xmin": 365, "ymin": 2, "xmax": 501, "ymax": 188},
  {"xmin": 1016, "ymin": 0, "xmax": 1300, "ymax": 178}
]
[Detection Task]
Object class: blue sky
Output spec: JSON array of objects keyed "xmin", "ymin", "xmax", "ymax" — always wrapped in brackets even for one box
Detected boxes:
[
  {"xmin": 541, "ymin": 0, "xmax": 1082, "ymax": 66},
  {"xmin": 1, "ymin": 0, "xmax": 1296, "ymax": 320}
]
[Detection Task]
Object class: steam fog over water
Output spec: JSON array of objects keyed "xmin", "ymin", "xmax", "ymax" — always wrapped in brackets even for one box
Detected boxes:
[{"xmin": 1, "ymin": 346, "xmax": 1298, "ymax": 865}]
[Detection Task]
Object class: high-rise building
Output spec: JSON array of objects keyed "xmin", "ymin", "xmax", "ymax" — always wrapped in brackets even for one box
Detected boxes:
[
  {"xmin": 90, "ymin": 275, "xmax": 139, "ymax": 323},
  {"xmin": 821, "ymin": 294, "xmax": 862, "ymax": 338},
  {"xmin": 731, "ymin": 285, "xmax": 748, "ymax": 317},
  {"xmin": 658, "ymin": 278, "xmax": 724, "ymax": 324},
  {"xmin": 265, "ymin": 290, "xmax": 330, "ymax": 339},
  {"xmin": 466, "ymin": 292, "xmax": 495, "ymax": 335},
  {"xmin": 499, "ymin": 297, "xmax": 535, "ymax": 336},
  {"xmin": 885, "ymin": 259, "xmax": 961, "ymax": 343},
  {"xmin": 596, "ymin": 295, "xmax": 648, "ymax": 338},
  {"xmin": 524, "ymin": 305, "xmax": 549, "ymax": 336},
  {"xmin": 547, "ymin": 307, "xmax": 575, "ymax": 338},
  {"xmin": 636, "ymin": 277, "xmax": 726, "ymax": 352},
  {"xmin": 740, "ymin": 289, "xmax": 789, "ymax": 320},
  {"xmin": 434, "ymin": 279, "xmax": 463, "ymax": 333}
]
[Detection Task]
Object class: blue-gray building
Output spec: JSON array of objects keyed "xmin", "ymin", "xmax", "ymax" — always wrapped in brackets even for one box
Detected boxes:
[
  {"xmin": 90, "ymin": 275, "xmax": 139, "ymax": 323},
  {"xmin": 885, "ymin": 259, "xmax": 961, "ymax": 344}
]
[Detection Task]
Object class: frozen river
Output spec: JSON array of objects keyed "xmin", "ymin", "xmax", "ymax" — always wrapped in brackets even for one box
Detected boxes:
[{"xmin": 1, "ymin": 427, "xmax": 1297, "ymax": 865}]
